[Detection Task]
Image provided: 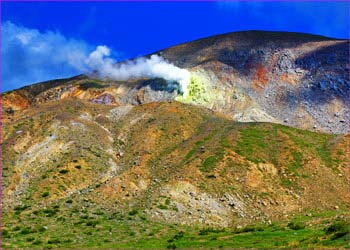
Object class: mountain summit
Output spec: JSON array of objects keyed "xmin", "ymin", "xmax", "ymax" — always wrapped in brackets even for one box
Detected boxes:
[{"xmin": 3, "ymin": 31, "xmax": 349, "ymax": 133}]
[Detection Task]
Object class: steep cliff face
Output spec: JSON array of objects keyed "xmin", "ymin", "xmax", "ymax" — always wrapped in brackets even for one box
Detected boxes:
[{"xmin": 3, "ymin": 31, "xmax": 349, "ymax": 133}]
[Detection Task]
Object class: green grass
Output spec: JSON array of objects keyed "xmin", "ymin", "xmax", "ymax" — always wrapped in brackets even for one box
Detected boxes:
[
  {"xmin": 199, "ymin": 146, "xmax": 225, "ymax": 173},
  {"xmin": 157, "ymin": 204, "xmax": 168, "ymax": 210},
  {"xmin": 281, "ymin": 178, "xmax": 294, "ymax": 187},
  {"xmin": 234, "ymin": 124, "xmax": 338, "ymax": 171},
  {"xmin": 279, "ymin": 126, "xmax": 336, "ymax": 167},
  {"xmin": 184, "ymin": 148, "xmax": 196, "ymax": 161},
  {"xmin": 234, "ymin": 125, "xmax": 275, "ymax": 164},
  {"xmin": 287, "ymin": 151, "xmax": 303, "ymax": 172},
  {"xmin": 3, "ymin": 201, "xmax": 349, "ymax": 249},
  {"xmin": 287, "ymin": 221, "xmax": 305, "ymax": 230},
  {"xmin": 78, "ymin": 80, "xmax": 105, "ymax": 90},
  {"xmin": 200, "ymin": 156, "xmax": 217, "ymax": 172}
]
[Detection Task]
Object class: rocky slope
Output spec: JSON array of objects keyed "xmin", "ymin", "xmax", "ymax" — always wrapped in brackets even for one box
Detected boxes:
[
  {"xmin": 2, "ymin": 99, "xmax": 349, "ymax": 248},
  {"xmin": 3, "ymin": 31, "xmax": 349, "ymax": 133}
]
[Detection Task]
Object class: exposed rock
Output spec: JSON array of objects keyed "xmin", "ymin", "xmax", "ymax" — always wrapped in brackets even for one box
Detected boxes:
[
  {"xmin": 90, "ymin": 93, "xmax": 116, "ymax": 105},
  {"xmin": 3, "ymin": 31, "xmax": 349, "ymax": 133}
]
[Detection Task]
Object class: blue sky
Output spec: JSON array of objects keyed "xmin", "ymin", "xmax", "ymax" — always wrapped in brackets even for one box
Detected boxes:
[{"xmin": 2, "ymin": 2, "xmax": 349, "ymax": 91}]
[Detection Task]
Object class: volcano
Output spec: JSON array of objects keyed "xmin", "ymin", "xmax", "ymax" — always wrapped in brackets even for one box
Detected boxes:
[{"xmin": 2, "ymin": 31, "xmax": 349, "ymax": 249}]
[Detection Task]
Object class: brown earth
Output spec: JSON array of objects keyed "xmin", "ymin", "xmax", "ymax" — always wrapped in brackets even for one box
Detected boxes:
[{"xmin": 2, "ymin": 99, "xmax": 349, "ymax": 227}]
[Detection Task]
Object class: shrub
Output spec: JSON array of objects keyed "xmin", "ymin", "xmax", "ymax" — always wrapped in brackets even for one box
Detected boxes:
[
  {"xmin": 325, "ymin": 220, "xmax": 349, "ymax": 240},
  {"xmin": 32, "ymin": 239, "xmax": 43, "ymax": 245},
  {"xmin": 59, "ymin": 169, "xmax": 69, "ymax": 174},
  {"xmin": 158, "ymin": 204, "xmax": 168, "ymax": 210},
  {"xmin": 325, "ymin": 220, "xmax": 348, "ymax": 234},
  {"xmin": 47, "ymin": 238, "xmax": 60, "ymax": 244},
  {"xmin": 199, "ymin": 227, "xmax": 224, "ymax": 235},
  {"xmin": 206, "ymin": 174, "xmax": 216, "ymax": 179},
  {"xmin": 167, "ymin": 243, "xmax": 177, "ymax": 249},
  {"xmin": 41, "ymin": 191, "xmax": 49, "ymax": 198},
  {"xmin": 57, "ymin": 217, "xmax": 66, "ymax": 222},
  {"xmin": 168, "ymin": 231, "xmax": 184, "ymax": 242},
  {"xmin": 331, "ymin": 230, "xmax": 348, "ymax": 240},
  {"xmin": 20, "ymin": 228, "xmax": 32, "ymax": 235},
  {"xmin": 86, "ymin": 220, "xmax": 98, "ymax": 227},
  {"xmin": 43, "ymin": 208, "xmax": 57, "ymax": 217},
  {"xmin": 37, "ymin": 226, "xmax": 46, "ymax": 232},
  {"xmin": 2, "ymin": 229, "xmax": 9, "ymax": 238},
  {"xmin": 14, "ymin": 205, "xmax": 30, "ymax": 215},
  {"xmin": 287, "ymin": 221, "xmax": 305, "ymax": 230},
  {"xmin": 173, "ymin": 231, "xmax": 184, "ymax": 240},
  {"xmin": 128, "ymin": 209, "xmax": 138, "ymax": 216},
  {"xmin": 14, "ymin": 205, "xmax": 30, "ymax": 212},
  {"xmin": 235, "ymin": 225, "xmax": 264, "ymax": 234}
]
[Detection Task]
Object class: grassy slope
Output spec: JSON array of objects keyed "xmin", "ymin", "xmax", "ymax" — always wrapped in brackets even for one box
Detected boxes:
[
  {"xmin": 3, "ymin": 204, "xmax": 349, "ymax": 249},
  {"xmin": 2, "ymin": 99, "xmax": 349, "ymax": 249}
]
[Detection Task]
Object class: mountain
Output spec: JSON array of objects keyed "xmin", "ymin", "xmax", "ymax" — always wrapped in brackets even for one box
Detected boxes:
[
  {"xmin": 2, "ymin": 31, "xmax": 349, "ymax": 249},
  {"xmin": 3, "ymin": 31, "xmax": 349, "ymax": 133}
]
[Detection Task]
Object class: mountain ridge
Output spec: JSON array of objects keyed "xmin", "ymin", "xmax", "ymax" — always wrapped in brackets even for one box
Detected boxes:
[{"xmin": 3, "ymin": 30, "xmax": 349, "ymax": 134}]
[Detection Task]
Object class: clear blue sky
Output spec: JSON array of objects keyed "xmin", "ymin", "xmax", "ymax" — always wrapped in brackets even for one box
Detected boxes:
[{"xmin": 2, "ymin": 2, "xmax": 350, "ymax": 91}]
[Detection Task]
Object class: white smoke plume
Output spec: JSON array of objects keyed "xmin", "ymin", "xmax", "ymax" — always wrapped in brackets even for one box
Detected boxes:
[
  {"xmin": 85, "ymin": 45, "xmax": 191, "ymax": 97},
  {"xmin": 2, "ymin": 21, "xmax": 190, "ymax": 94}
]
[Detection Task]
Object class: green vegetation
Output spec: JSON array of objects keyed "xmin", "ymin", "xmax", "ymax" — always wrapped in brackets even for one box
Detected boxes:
[
  {"xmin": 128, "ymin": 209, "xmax": 138, "ymax": 216},
  {"xmin": 3, "ymin": 204, "xmax": 349, "ymax": 249},
  {"xmin": 184, "ymin": 148, "xmax": 196, "ymax": 161},
  {"xmin": 235, "ymin": 125, "xmax": 279, "ymax": 164},
  {"xmin": 79, "ymin": 80, "xmax": 105, "ymax": 90},
  {"xmin": 287, "ymin": 221, "xmax": 305, "ymax": 230},
  {"xmin": 2, "ymin": 98, "xmax": 348, "ymax": 249},
  {"xmin": 281, "ymin": 178, "xmax": 294, "ymax": 187},
  {"xmin": 58, "ymin": 169, "xmax": 69, "ymax": 174},
  {"xmin": 199, "ymin": 149, "xmax": 224, "ymax": 173},
  {"xmin": 288, "ymin": 151, "xmax": 303, "ymax": 172},
  {"xmin": 235, "ymin": 123, "xmax": 337, "ymax": 170},
  {"xmin": 158, "ymin": 204, "xmax": 168, "ymax": 210},
  {"xmin": 324, "ymin": 220, "xmax": 349, "ymax": 240},
  {"xmin": 41, "ymin": 191, "xmax": 49, "ymax": 198},
  {"xmin": 279, "ymin": 126, "xmax": 336, "ymax": 167}
]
